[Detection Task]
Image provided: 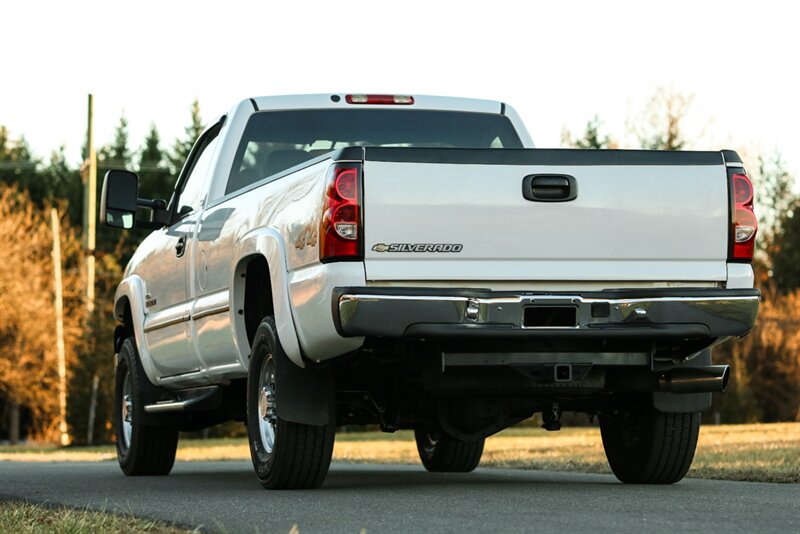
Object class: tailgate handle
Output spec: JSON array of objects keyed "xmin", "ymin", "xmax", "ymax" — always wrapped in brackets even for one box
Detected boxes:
[{"xmin": 522, "ymin": 174, "xmax": 578, "ymax": 202}]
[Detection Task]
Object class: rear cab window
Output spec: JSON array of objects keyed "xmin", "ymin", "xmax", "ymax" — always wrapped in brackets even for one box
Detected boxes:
[{"xmin": 225, "ymin": 109, "xmax": 522, "ymax": 195}]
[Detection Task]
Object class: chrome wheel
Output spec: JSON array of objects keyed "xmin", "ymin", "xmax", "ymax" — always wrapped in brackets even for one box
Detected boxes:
[
  {"xmin": 258, "ymin": 355, "xmax": 277, "ymax": 454},
  {"xmin": 121, "ymin": 369, "xmax": 133, "ymax": 449},
  {"xmin": 421, "ymin": 429, "xmax": 440, "ymax": 456}
]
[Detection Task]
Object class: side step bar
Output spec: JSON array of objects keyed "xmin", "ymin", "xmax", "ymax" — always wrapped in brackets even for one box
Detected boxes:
[{"xmin": 144, "ymin": 386, "xmax": 221, "ymax": 414}]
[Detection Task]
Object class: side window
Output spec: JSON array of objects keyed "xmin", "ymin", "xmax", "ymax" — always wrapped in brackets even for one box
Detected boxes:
[{"xmin": 178, "ymin": 136, "xmax": 219, "ymax": 216}]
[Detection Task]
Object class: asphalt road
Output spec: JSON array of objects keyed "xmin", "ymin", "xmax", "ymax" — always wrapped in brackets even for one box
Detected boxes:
[{"xmin": 1, "ymin": 461, "xmax": 797, "ymax": 533}]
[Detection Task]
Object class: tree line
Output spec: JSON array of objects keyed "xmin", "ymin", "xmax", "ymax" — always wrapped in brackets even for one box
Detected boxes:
[
  {"xmin": 0, "ymin": 100, "xmax": 204, "ymax": 443},
  {"xmin": 1, "ymin": 90, "xmax": 798, "ymax": 444}
]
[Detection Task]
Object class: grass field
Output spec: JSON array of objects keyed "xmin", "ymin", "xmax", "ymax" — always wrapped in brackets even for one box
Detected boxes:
[
  {"xmin": 2, "ymin": 423, "xmax": 798, "ymax": 483},
  {"xmin": 0, "ymin": 501, "xmax": 191, "ymax": 534}
]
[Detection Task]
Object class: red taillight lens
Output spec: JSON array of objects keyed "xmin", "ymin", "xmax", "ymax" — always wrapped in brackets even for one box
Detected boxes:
[
  {"xmin": 345, "ymin": 94, "xmax": 415, "ymax": 105},
  {"xmin": 320, "ymin": 164, "xmax": 362, "ymax": 261},
  {"xmin": 731, "ymin": 172, "xmax": 757, "ymax": 261},
  {"xmin": 733, "ymin": 173, "xmax": 753, "ymax": 204},
  {"xmin": 334, "ymin": 168, "xmax": 358, "ymax": 200}
]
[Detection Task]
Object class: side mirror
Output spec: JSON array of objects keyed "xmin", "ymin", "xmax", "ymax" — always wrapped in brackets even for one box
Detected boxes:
[{"xmin": 100, "ymin": 170, "xmax": 138, "ymax": 229}]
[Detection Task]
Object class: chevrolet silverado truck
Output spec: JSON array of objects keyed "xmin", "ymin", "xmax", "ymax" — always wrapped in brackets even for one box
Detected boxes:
[{"xmin": 100, "ymin": 93, "xmax": 760, "ymax": 489}]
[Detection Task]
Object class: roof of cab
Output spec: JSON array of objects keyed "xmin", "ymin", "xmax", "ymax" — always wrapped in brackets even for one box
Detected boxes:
[{"xmin": 249, "ymin": 94, "xmax": 504, "ymax": 114}]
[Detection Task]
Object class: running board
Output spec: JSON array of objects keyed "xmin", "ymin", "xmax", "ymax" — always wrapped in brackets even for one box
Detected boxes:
[{"xmin": 144, "ymin": 386, "xmax": 221, "ymax": 413}]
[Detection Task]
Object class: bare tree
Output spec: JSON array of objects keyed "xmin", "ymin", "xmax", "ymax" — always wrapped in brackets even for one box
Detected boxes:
[
  {"xmin": 628, "ymin": 87, "xmax": 694, "ymax": 151},
  {"xmin": 0, "ymin": 185, "xmax": 83, "ymax": 441}
]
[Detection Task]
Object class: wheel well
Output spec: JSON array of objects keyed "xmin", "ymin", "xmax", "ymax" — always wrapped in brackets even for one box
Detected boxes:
[
  {"xmin": 240, "ymin": 255, "xmax": 274, "ymax": 349},
  {"xmin": 114, "ymin": 298, "xmax": 134, "ymax": 354}
]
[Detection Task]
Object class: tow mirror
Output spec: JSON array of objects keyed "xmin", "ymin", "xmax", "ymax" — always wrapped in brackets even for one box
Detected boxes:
[{"xmin": 100, "ymin": 170, "xmax": 139, "ymax": 229}]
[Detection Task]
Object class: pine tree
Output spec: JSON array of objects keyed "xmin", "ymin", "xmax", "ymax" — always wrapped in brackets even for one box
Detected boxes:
[
  {"xmin": 137, "ymin": 123, "xmax": 172, "ymax": 201},
  {"xmin": 98, "ymin": 115, "xmax": 131, "ymax": 169},
  {"xmin": 139, "ymin": 123, "xmax": 164, "ymax": 171},
  {"xmin": 169, "ymin": 99, "xmax": 205, "ymax": 175},
  {"xmin": 0, "ymin": 127, "xmax": 43, "ymax": 202},
  {"xmin": 561, "ymin": 115, "xmax": 615, "ymax": 149},
  {"xmin": 41, "ymin": 147, "xmax": 83, "ymax": 227},
  {"xmin": 772, "ymin": 198, "xmax": 800, "ymax": 293}
]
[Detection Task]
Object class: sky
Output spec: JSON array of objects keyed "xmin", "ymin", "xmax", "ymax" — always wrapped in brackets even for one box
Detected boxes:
[{"xmin": 1, "ymin": 0, "xmax": 798, "ymax": 186}]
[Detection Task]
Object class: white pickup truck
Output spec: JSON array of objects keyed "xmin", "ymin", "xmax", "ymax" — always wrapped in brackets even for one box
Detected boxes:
[{"xmin": 101, "ymin": 94, "xmax": 759, "ymax": 489}]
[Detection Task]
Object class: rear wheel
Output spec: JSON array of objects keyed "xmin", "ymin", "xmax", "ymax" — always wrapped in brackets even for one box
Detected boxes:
[
  {"xmin": 247, "ymin": 317, "xmax": 335, "ymax": 489},
  {"xmin": 415, "ymin": 426, "xmax": 484, "ymax": 473},
  {"xmin": 115, "ymin": 338, "xmax": 179, "ymax": 476},
  {"xmin": 600, "ymin": 407, "xmax": 700, "ymax": 484}
]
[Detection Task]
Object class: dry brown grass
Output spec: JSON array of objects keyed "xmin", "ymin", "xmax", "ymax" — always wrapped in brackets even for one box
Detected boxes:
[
  {"xmin": 0, "ymin": 501, "xmax": 191, "ymax": 533},
  {"xmin": 332, "ymin": 423, "xmax": 800, "ymax": 483},
  {"xmin": 2, "ymin": 423, "xmax": 797, "ymax": 482}
]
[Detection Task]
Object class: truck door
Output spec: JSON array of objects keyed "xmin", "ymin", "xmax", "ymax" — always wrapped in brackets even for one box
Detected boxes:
[{"xmin": 142, "ymin": 131, "xmax": 219, "ymax": 381}]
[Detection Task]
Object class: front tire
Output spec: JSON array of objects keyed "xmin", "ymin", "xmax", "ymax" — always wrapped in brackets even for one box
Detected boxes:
[
  {"xmin": 115, "ymin": 338, "xmax": 179, "ymax": 476},
  {"xmin": 600, "ymin": 407, "xmax": 700, "ymax": 484},
  {"xmin": 415, "ymin": 426, "xmax": 484, "ymax": 473},
  {"xmin": 247, "ymin": 317, "xmax": 335, "ymax": 489}
]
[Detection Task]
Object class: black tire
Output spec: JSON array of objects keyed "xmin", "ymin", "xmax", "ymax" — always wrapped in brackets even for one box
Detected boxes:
[
  {"xmin": 115, "ymin": 338, "xmax": 179, "ymax": 476},
  {"xmin": 600, "ymin": 407, "xmax": 700, "ymax": 484},
  {"xmin": 247, "ymin": 316, "xmax": 335, "ymax": 489},
  {"xmin": 415, "ymin": 426, "xmax": 484, "ymax": 473}
]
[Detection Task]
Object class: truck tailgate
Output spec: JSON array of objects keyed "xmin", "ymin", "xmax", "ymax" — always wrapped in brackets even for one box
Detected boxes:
[{"xmin": 362, "ymin": 149, "xmax": 729, "ymax": 283}]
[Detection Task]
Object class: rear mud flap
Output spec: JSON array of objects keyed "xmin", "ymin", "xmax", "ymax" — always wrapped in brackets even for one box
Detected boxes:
[
  {"xmin": 275, "ymin": 352, "xmax": 334, "ymax": 426},
  {"xmin": 653, "ymin": 349, "xmax": 713, "ymax": 413}
]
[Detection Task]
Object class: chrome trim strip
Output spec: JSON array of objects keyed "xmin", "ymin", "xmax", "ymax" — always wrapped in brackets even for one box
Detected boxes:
[
  {"xmin": 341, "ymin": 293, "xmax": 760, "ymax": 305},
  {"xmin": 143, "ymin": 303, "xmax": 229, "ymax": 333},
  {"xmin": 340, "ymin": 295, "xmax": 468, "ymax": 303},
  {"xmin": 143, "ymin": 315, "xmax": 189, "ymax": 333},
  {"xmin": 725, "ymin": 161, "xmax": 745, "ymax": 168},
  {"xmin": 192, "ymin": 304, "xmax": 230, "ymax": 321},
  {"xmin": 340, "ymin": 293, "xmax": 759, "ymax": 306}
]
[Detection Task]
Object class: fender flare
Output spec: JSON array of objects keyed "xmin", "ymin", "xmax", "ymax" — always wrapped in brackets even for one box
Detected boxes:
[
  {"xmin": 231, "ymin": 227, "xmax": 304, "ymax": 368},
  {"xmin": 113, "ymin": 275, "xmax": 163, "ymax": 386}
]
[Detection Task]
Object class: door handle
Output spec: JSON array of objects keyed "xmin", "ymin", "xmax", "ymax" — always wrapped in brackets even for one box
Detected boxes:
[
  {"xmin": 175, "ymin": 236, "xmax": 186, "ymax": 258},
  {"xmin": 522, "ymin": 174, "xmax": 578, "ymax": 202}
]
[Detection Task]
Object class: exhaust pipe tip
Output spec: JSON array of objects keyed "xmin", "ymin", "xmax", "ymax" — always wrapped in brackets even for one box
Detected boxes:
[
  {"xmin": 659, "ymin": 365, "xmax": 731, "ymax": 394},
  {"xmin": 720, "ymin": 365, "xmax": 731, "ymax": 392}
]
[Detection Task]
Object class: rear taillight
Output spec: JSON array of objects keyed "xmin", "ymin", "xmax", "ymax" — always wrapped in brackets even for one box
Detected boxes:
[
  {"xmin": 345, "ymin": 94, "xmax": 414, "ymax": 105},
  {"xmin": 320, "ymin": 163, "xmax": 362, "ymax": 262},
  {"xmin": 730, "ymin": 171, "xmax": 757, "ymax": 261}
]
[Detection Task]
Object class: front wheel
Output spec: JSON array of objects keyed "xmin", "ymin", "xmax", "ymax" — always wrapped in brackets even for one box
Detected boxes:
[
  {"xmin": 247, "ymin": 317, "xmax": 335, "ymax": 489},
  {"xmin": 600, "ymin": 407, "xmax": 700, "ymax": 484},
  {"xmin": 415, "ymin": 426, "xmax": 484, "ymax": 473},
  {"xmin": 115, "ymin": 338, "xmax": 179, "ymax": 476}
]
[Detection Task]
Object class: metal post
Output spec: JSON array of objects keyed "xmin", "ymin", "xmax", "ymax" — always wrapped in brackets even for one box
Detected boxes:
[
  {"xmin": 87, "ymin": 374, "xmax": 99, "ymax": 445},
  {"xmin": 8, "ymin": 399, "xmax": 20, "ymax": 445},
  {"xmin": 50, "ymin": 208, "xmax": 69, "ymax": 446},
  {"xmin": 85, "ymin": 94, "xmax": 97, "ymax": 313}
]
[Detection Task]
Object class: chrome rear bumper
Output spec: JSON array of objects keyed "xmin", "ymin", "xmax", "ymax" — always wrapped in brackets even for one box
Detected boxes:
[{"xmin": 334, "ymin": 288, "xmax": 760, "ymax": 340}]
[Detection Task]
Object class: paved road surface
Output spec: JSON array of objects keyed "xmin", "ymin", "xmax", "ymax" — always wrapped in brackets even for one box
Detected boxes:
[{"xmin": 1, "ymin": 461, "xmax": 797, "ymax": 533}]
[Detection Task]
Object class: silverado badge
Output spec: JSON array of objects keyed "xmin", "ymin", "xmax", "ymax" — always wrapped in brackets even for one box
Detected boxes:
[{"xmin": 372, "ymin": 243, "xmax": 464, "ymax": 253}]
